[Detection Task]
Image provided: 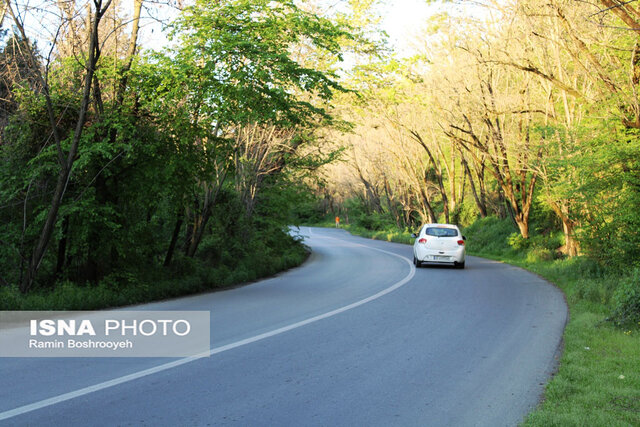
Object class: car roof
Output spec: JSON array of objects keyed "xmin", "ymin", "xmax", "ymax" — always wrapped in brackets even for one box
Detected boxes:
[{"xmin": 423, "ymin": 223, "xmax": 460, "ymax": 228}]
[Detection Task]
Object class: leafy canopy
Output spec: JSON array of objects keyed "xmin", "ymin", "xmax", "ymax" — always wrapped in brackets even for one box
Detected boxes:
[{"xmin": 169, "ymin": 0, "xmax": 351, "ymax": 128}]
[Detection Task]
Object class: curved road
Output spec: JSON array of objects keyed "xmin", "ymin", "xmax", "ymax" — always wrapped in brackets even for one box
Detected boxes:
[{"xmin": 0, "ymin": 227, "xmax": 567, "ymax": 426}]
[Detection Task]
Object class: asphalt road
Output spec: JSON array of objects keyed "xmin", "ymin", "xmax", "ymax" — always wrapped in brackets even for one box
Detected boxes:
[{"xmin": 0, "ymin": 227, "xmax": 567, "ymax": 426}]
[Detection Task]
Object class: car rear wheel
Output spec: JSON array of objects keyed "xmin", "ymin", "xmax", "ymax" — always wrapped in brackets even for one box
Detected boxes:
[
  {"xmin": 455, "ymin": 261, "xmax": 465, "ymax": 269},
  {"xmin": 413, "ymin": 256, "xmax": 422, "ymax": 268}
]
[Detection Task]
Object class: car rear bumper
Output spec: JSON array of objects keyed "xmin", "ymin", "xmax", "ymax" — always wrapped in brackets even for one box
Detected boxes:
[{"xmin": 415, "ymin": 247, "xmax": 465, "ymax": 264}]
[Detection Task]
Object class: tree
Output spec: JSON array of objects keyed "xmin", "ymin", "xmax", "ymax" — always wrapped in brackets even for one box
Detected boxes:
[
  {"xmin": 4, "ymin": 0, "xmax": 113, "ymax": 293},
  {"xmin": 167, "ymin": 0, "xmax": 350, "ymax": 256}
]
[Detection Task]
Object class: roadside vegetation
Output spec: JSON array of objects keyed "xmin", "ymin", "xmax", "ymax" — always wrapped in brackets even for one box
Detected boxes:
[{"xmin": 0, "ymin": 1, "xmax": 354, "ymax": 308}]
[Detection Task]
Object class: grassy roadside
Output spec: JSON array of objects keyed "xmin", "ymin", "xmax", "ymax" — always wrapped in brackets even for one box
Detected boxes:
[
  {"xmin": 0, "ymin": 234, "xmax": 308, "ymax": 311},
  {"xmin": 318, "ymin": 220, "xmax": 640, "ymax": 426}
]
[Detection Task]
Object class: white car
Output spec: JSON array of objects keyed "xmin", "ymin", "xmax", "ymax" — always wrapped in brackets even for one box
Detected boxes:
[{"xmin": 412, "ymin": 224, "xmax": 466, "ymax": 269}]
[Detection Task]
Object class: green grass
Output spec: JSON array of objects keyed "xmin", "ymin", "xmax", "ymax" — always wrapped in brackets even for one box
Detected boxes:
[
  {"xmin": 339, "ymin": 223, "xmax": 415, "ymax": 245},
  {"xmin": 316, "ymin": 218, "xmax": 640, "ymax": 426},
  {"xmin": 525, "ymin": 310, "xmax": 640, "ymax": 426}
]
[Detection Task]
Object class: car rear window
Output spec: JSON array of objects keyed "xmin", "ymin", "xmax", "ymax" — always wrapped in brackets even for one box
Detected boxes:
[{"xmin": 425, "ymin": 227, "xmax": 458, "ymax": 237}]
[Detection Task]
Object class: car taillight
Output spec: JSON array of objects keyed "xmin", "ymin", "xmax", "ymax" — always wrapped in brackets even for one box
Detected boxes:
[
  {"xmin": 418, "ymin": 238, "xmax": 427, "ymax": 244},
  {"xmin": 457, "ymin": 240, "xmax": 465, "ymax": 245}
]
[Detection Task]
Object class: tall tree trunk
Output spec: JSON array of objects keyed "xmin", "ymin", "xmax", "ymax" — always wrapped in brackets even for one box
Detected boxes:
[
  {"xmin": 383, "ymin": 175, "xmax": 401, "ymax": 228},
  {"xmin": 0, "ymin": 3, "xmax": 7, "ymax": 28},
  {"xmin": 462, "ymin": 156, "xmax": 487, "ymax": 217},
  {"xmin": 549, "ymin": 200, "xmax": 579, "ymax": 257},
  {"xmin": 116, "ymin": 0, "xmax": 143, "ymax": 106},
  {"xmin": 187, "ymin": 205, "xmax": 211, "ymax": 258},
  {"xmin": 561, "ymin": 218, "xmax": 579, "ymax": 257},
  {"xmin": 419, "ymin": 177, "xmax": 437, "ymax": 223},
  {"xmin": 164, "ymin": 211, "xmax": 184, "ymax": 266},
  {"xmin": 186, "ymin": 164, "xmax": 229, "ymax": 257},
  {"xmin": 409, "ymin": 130, "xmax": 450, "ymax": 223},
  {"xmin": 183, "ymin": 211, "xmax": 194, "ymax": 255},
  {"xmin": 55, "ymin": 216, "xmax": 69, "ymax": 276},
  {"xmin": 15, "ymin": 0, "xmax": 111, "ymax": 293},
  {"xmin": 515, "ymin": 216, "xmax": 530, "ymax": 239}
]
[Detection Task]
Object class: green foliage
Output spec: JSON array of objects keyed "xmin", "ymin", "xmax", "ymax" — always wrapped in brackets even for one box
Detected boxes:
[
  {"xmin": 508, "ymin": 230, "xmax": 563, "ymax": 254},
  {"xmin": 526, "ymin": 247, "xmax": 554, "ymax": 263},
  {"xmin": 355, "ymin": 211, "xmax": 395, "ymax": 230},
  {"xmin": 462, "ymin": 216, "xmax": 518, "ymax": 256},
  {"xmin": 552, "ymin": 121, "xmax": 640, "ymax": 269},
  {"xmin": 0, "ymin": 226, "xmax": 308, "ymax": 311},
  {"xmin": 359, "ymin": 226, "xmax": 414, "ymax": 244},
  {"xmin": 508, "ymin": 232, "xmax": 529, "ymax": 251},
  {"xmin": 288, "ymin": 189, "xmax": 327, "ymax": 224},
  {"xmin": 169, "ymin": 0, "xmax": 350, "ymax": 128},
  {"xmin": 456, "ymin": 201, "xmax": 481, "ymax": 228},
  {"xmin": 611, "ymin": 268, "xmax": 640, "ymax": 327},
  {"xmin": 574, "ymin": 276, "xmax": 616, "ymax": 307},
  {"xmin": 0, "ymin": 1, "xmax": 351, "ymax": 301}
]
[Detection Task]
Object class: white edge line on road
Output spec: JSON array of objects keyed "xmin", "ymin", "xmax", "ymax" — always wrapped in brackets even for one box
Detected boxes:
[{"xmin": 0, "ymin": 228, "xmax": 415, "ymax": 422}]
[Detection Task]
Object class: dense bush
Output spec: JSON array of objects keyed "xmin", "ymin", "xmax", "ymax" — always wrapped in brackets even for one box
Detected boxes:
[
  {"xmin": 611, "ymin": 268, "xmax": 640, "ymax": 327},
  {"xmin": 355, "ymin": 211, "xmax": 397, "ymax": 231},
  {"xmin": 0, "ymin": 227, "xmax": 308, "ymax": 311},
  {"xmin": 462, "ymin": 216, "xmax": 518, "ymax": 256}
]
